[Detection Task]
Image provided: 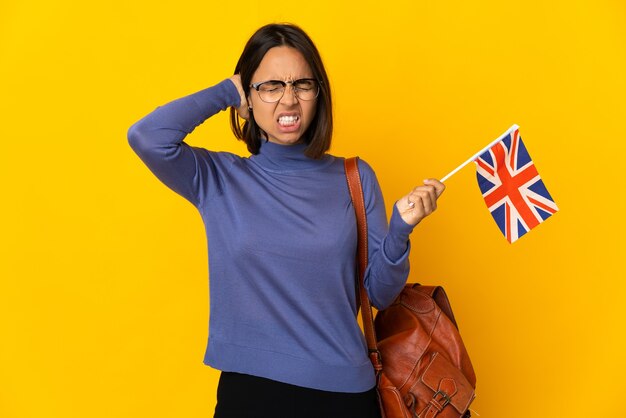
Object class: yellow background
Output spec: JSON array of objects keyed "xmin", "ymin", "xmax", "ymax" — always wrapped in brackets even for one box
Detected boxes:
[{"xmin": 1, "ymin": 1, "xmax": 624, "ymax": 417}]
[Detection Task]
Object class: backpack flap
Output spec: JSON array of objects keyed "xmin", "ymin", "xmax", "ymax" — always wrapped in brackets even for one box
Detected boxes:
[{"xmin": 420, "ymin": 352, "xmax": 476, "ymax": 414}]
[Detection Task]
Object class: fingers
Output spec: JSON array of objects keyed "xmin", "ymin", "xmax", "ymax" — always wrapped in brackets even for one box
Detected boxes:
[
  {"xmin": 229, "ymin": 74, "xmax": 250, "ymax": 120},
  {"xmin": 409, "ymin": 182, "xmax": 439, "ymax": 210},
  {"xmin": 423, "ymin": 178, "xmax": 446, "ymax": 198},
  {"xmin": 237, "ymin": 105, "xmax": 250, "ymax": 121},
  {"xmin": 408, "ymin": 186, "xmax": 436, "ymax": 215},
  {"xmin": 229, "ymin": 74, "xmax": 245, "ymax": 98},
  {"xmin": 398, "ymin": 179, "xmax": 446, "ymax": 226}
]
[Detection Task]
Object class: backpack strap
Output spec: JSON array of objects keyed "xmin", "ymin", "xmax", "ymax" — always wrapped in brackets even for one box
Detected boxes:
[{"xmin": 344, "ymin": 157, "xmax": 382, "ymax": 372}]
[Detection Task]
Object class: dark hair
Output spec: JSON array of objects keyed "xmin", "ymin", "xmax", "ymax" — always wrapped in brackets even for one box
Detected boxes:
[{"xmin": 229, "ymin": 23, "xmax": 333, "ymax": 159}]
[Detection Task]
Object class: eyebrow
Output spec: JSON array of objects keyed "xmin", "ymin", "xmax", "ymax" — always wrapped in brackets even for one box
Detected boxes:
[{"xmin": 259, "ymin": 76, "xmax": 314, "ymax": 81}]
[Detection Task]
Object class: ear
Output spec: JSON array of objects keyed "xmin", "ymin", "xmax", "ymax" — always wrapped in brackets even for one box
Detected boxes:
[{"xmin": 244, "ymin": 93, "xmax": 253, "ymax": 117}]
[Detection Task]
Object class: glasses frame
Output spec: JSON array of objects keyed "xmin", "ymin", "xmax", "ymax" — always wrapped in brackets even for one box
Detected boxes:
[{"xmin": 249, "ymin": 78, "xmax": 321, "ymax": 103}]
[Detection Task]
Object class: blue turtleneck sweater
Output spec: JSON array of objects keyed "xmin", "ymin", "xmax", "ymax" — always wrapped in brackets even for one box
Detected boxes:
[{"xmin": 127, "ymin": 79, "xmax": 415, "ymax": 392}]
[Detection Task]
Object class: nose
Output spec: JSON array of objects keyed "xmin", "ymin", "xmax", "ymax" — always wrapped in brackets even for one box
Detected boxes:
[{"xmin": 279, "ymin": 83, "xmax": 298, "ymax": 105}]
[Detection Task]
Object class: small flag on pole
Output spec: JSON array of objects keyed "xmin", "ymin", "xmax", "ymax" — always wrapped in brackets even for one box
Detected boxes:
[{"xmin": 474, "ymin": 127, "xmax": 558, "ymax": 243}]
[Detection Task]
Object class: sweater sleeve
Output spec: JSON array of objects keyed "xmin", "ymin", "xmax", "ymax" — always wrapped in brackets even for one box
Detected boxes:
[
  {"xmin": 357, "ymin": 159, "xmax": 416, "ymax": 310},
  {"xmin": 127, "ymin": 79, "xmax": 241, "ymax": 206}
]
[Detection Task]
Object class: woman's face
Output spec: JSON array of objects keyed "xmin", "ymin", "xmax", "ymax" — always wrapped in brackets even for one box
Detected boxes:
[{"xmin": 248, "ymin": 46, "xmax": 318, "ymax": 146}]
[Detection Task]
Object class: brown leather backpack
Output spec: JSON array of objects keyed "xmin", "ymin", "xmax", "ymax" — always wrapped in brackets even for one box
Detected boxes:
[{"xmin": 345, "ymin": 157, "xmax": 477, "ymax": 418}]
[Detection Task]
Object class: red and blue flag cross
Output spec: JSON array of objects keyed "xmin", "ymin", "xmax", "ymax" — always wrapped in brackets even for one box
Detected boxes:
[{"xmin": 475, "ymin": 129, "xmax": 558, "ymax": 243}]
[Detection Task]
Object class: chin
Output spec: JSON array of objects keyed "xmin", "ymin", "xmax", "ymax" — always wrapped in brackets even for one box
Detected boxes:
[{"xmin": 268, "ymin": 134, "xmax": 304, "ymax": 146}]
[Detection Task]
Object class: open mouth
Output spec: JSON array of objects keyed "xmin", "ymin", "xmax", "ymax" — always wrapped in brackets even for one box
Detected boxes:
[{"xmin": 277, "ymin": 115, "xmax": 300, "ymax": 127}]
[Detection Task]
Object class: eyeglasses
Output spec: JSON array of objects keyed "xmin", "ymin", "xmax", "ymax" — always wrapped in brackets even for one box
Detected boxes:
[{"xmin": 250, "ymin": 79, "xmax": 320, "ymax": 103}]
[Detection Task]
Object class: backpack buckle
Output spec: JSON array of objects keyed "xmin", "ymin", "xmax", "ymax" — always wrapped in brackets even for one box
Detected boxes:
[{"xmin": 432, "ymin": 390, "xmax": 451, "ymax": 408}]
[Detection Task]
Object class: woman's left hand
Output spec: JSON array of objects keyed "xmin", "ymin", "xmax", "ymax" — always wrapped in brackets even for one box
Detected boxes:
[{"xmin": 395, "ymin": 179, "xmax": 446, "ymax": 226}]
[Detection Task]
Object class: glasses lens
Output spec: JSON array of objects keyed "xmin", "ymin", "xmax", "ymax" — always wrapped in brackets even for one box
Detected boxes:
[
  {"xmin": 258, "ymin": 81, "xmax": 285, "ymax": 103},
  {"xmin": 293, "ymin": 79, "xmax": 319, "ymax": 101}
]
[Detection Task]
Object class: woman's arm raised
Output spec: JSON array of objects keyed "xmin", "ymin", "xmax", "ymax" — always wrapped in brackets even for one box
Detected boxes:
[{"xmin": 127, "ymin": 79, "xmax": 241, "ymax": 206}]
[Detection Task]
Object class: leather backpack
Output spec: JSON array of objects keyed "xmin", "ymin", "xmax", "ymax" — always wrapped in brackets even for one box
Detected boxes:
[{"xmin": 345, "ymin": 157, "xmax": 477, "ymax": 418}]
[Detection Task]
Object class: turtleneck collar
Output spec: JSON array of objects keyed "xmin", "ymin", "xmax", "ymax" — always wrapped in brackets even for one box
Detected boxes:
[{"xmin": 249, "ymin": 140, "xmax": 334, "ymax": 172}]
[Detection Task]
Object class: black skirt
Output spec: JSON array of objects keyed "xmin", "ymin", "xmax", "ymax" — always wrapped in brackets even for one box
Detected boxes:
[{"xmin": 214, "ymin": 372, "xmax": 381, "ymax": 418}]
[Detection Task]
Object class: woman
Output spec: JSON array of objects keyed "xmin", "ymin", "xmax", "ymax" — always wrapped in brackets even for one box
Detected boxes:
[{"xmin": 128, "ymin": 23, "xmax": 444, "ymax": 418}]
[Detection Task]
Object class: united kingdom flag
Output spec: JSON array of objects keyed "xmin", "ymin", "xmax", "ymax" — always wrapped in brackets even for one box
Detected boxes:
[{"xmin": 474, "ymin": 128, "xmax": 558, "ymax": 243}]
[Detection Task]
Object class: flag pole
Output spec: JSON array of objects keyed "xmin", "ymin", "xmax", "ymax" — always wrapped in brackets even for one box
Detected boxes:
[{"xmin": 440, "ymin": 124, "xmax": 520, "ymax": 183}]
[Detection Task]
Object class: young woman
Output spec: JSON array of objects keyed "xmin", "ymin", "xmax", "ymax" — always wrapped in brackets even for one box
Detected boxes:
[{"xmin": 128, "ymin": 23, "xmax": 444, "ymax": 418}]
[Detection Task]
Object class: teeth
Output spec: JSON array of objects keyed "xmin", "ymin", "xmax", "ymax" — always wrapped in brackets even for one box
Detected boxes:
[{"xmin": 278, "ymin": 115, "xmax": 299, "ymax": 126}]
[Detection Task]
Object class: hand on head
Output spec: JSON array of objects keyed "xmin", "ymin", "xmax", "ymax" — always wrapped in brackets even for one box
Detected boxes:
[{"xmin": 230, "ymin": 74, "xmax": 250, "ymax": 120}]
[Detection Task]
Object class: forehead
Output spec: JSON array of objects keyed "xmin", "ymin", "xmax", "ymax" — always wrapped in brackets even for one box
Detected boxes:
[{"xmin": 252, "ymin": 46, "xmax": 313, "ymax": 81}]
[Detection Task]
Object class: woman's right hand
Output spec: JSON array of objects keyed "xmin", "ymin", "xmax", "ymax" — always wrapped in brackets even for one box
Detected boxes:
[{"xmin": 229, "ymin": 74, "xmax": 250, "ymax": 120}]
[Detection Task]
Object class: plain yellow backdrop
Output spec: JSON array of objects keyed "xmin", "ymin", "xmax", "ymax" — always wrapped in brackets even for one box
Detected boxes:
[{"xmin": 1, "ymin": 1, "xmax": 625, "ymax": 417}]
